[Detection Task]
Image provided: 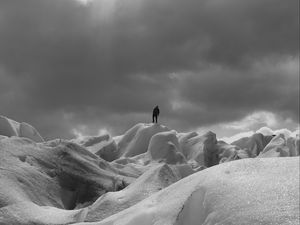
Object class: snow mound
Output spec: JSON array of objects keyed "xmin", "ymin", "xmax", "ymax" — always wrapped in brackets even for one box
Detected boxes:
[
  {"xmin": 0, "ymin": 134, "xmax": 8, "ymax": 140},
  {"xmin": 178, "ymin": 131, "xmax": 219, "ymax": 167},
  {"xmin": 85, "ymin": 163, "xmax": 194, "ymax": 222},
  {"xmin": 118, "ymin": 123, "xmax": 170, "ymax": 157},
  {"xmin": 147, "ymin": 130, "xmax": 186, "ymax": 164},
  {"xmin": 0, "ymin": 115, "xmax": 44, "ymax": 142},
  {"xmin": 75, "ymin": 157, "xmax": 299, "ymax": 225},
  {"xmin": 258, "ymin": 133, "xmax": 299, "ymax": 157},
  {"xmin": 0, "ymin": 201, "xmax": 88, "ymax": 225}
]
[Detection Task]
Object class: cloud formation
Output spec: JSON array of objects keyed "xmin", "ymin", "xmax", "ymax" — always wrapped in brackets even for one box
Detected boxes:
[{"xmin": 0, "ymin": 0, "xmax": 298, "ymax": 139}]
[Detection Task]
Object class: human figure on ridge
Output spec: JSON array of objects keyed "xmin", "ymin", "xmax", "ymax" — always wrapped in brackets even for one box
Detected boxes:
[{"xmin": 152, "ymin": 106, "xmax": 160, "ymax": 123}]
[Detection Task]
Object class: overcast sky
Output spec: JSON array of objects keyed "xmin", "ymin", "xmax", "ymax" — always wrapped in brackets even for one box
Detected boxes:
[{"xmin": 0, "ymin": 0, "xmax": 299, "ymax": 140}]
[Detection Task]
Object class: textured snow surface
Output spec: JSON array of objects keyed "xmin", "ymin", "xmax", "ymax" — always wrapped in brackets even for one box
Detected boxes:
[
  {"xmin": 84, "ymin": 163, "xmax": 193, "ymax": 222},
  {"xmin": 75, "ymin": 157, "xmax": 299, "ymax": 225},
  {"xmin": 0, "ymin": 137, "xmax": 125, "ymax": 224},
  {"xmin": 0, "ymin": 119, "xmax": 299, "ymax": 225}
]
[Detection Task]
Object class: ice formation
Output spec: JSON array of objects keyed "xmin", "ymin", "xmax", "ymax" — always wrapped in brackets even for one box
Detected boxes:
[
  {"xmin": 117, "ymin": 123, "xmax": 170, "ymax": 157},
  {"xmin": 0, "ymin": 137, "xmax": 127, "ymax": 224},
  {"xmin": 178, "ymin": 131, "xmax": 219, "ymax": 167},
  {"xmin": 147, "ymin": 130, "xmax": 186, "ymax": 164},
  {"xmin": 0, "ymin": 116, "xmax": 299, "ymax": 225},
  {"xmin": 72, "ymin": 134, "xmax": 118, "ymax": 161},
  {"xmin": 231, "ymin": 133, "xmax": 273, "ymax": 156},
  {"xmin": 0, "ymin": 115, "xmax": 44, "ymax": 142},
  {"xmin": 258, "ymin": 133, "xmax": 299, "ymax": 157}
]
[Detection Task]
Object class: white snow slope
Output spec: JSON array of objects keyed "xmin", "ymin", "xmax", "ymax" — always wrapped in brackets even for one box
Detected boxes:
[
  {"xmin": 0, "ymin": 119, "xmax": 299, "ymax": 225},
  {"xmin": 76, "ymin": 157, "xmax": 299, "ymax": 225}
]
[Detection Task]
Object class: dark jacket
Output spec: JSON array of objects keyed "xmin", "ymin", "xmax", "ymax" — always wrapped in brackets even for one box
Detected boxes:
[{"xmin": 153, "ymin": 106, "xmax": 160, "ymax": 116}]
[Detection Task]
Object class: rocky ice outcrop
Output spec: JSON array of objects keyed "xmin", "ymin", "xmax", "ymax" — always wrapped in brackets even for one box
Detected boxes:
[
  {"xmin": 217, "ymin": 140, "xmax": 252, "ymax": 163},
  {"xmin": 218, "ymin": 132, "xmax": 299, "ymax": 162},
  {"xmin": 287, "ymin": 136, "xmax": 300, "ymax": 156},
  {"xmin": 178, "ymin": 131, "xmax": 219, "ymax": 168},
  {"xmin": 0, "ymin": 115, "xmax": 44, "ymax": 142},
  {"xmin": 258, "ymin": 133, "xmax": 300, "ymax": 158},
  {"xmin": 117, "ymin": 123, "xmax": 170, "ymax": 157},
  {"xmin": 232, "ymin": 133, "xmax": 273, "ymax": 157},
  {"xmin": 73, "ymin": 134, "xmax": 119, "ymax": 161},
  {"xmin": 147, "ymin": 130, "xmax": 186, "ymax": 164}
]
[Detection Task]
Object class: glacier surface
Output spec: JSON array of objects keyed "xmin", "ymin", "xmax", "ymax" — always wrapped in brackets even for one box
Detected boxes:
[{"xmin": 0, "ymin": 116, "xmax": 299, "ymax": 225}]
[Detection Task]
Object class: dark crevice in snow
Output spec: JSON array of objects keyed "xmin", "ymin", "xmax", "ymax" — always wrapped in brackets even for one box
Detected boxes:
[
  {"xmin": 57, "ymin": 171, "xmax": 128, "ymax": 210},
  {"xmin": 57, "ymin": 171, "xmax": 107, "ymax": 210}
]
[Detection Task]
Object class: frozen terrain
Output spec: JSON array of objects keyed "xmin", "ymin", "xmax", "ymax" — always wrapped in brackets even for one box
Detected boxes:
[
  {"xmin": 0, "ymin": 116, "xmax": 299, "ymax": 225},
  {"xmin": 0, "ymin": 116, "xmax": 44, "ymax": 142}
]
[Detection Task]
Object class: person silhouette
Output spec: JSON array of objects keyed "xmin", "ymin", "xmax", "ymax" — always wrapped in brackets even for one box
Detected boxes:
[{"xmin": 152, "ymin": 106, "xmax": 160, "ymax": 123}]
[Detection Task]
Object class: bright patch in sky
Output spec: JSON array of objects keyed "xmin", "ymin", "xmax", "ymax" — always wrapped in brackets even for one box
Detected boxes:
[
  {"xmin": 72, "ymin": 126, "xmax": 109, "ymax": 140},
  {"xmin": 221, "ymin": 111, "xmax": 278, "ymax": 130},
  {"xmin": 75, "ymin": 0, "xmax": 92, "ymax": 5}
]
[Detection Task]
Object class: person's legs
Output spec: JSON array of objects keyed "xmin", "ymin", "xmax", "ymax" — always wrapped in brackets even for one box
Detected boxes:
[
  {"xmin": 155, "ymin": 115, "xmax": 158, "ymax": 123},
  {"xmin": 152, "ymin": 115, "xmax": 155, "ymax": 123}
]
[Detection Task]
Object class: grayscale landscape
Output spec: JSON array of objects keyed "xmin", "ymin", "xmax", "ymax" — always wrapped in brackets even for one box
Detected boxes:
[{"xmin": 0, "ymin": 0, "xmax": 299, "ymax": 224}]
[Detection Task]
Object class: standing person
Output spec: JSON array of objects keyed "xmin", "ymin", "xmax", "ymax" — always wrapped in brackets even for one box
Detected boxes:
[{"xmin": 152, "ymin": 106, "xmax": 160, "ymax": 123}]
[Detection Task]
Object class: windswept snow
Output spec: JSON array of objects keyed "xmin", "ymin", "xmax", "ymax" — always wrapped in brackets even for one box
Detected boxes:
[
  {"xmin": 0, "ymin": 117, "xmax": 299, "ymax": 225},
  {"xmin": 0, "ymin": 202, "xmax": 88, "ymax": 225},
  {"xmin": 84, "ymin": 163, "xmax": 194, "ymax": 222},
  {"xmin": 75, "ymin": 157, "xmax": 299, "ymax": 225}
]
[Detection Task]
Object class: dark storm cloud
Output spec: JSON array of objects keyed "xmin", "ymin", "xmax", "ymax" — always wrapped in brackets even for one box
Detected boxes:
[
  {"xmin": 0, "ymin": 0, "xmax": 298, "ymax": 139},
  {"xmin": 172, "ymin": 56, "xmax": 299, "ymax": 129}
]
